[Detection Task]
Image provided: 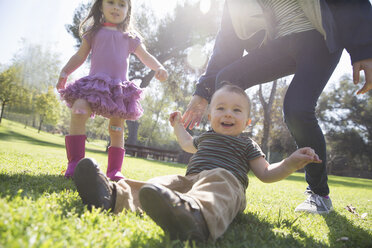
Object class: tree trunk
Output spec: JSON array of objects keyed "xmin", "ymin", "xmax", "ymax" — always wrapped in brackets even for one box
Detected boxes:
[
  {"xmin": 32, "ymin": 114, "xmax": 36, "ymax": 128},
  {"xmin": 126, "ymin": 120, "xmax": 139, "ymax": 145},
  {"xmin": 38, "ymin": 115, "xmax": 44, "ymax": 133},
  {"xmin": 0, "ymin": 100, "xmax": 6, "ymax": 124},
  {"xmin": 258, "ymin": 80, "xmax": 277, "ymax": 156}
]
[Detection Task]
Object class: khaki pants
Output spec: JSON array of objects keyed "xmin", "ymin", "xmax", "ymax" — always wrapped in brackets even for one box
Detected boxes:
[{"xmin": 113, "ymin": 168, "xmax": 246, "ymax": 240}]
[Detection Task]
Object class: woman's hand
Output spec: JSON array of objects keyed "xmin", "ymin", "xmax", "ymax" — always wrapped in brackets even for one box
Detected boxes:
[
  {"xmin": 182, "ymin": 95, "xmax": 208, "ymax": 129},
  {"xmin": 353, "ymin": 58, "xmax": 372, "ymax": 94}
]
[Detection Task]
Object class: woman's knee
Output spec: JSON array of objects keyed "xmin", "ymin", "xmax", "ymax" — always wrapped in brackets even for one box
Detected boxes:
[{"xmin": 283, "ymin": 105, "xmax": 317, "ymax": 129}]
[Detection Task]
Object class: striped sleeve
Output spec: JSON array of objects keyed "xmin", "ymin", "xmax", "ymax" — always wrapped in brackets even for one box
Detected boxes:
[
  {"xmin": 245, "ymin": 139, "xmax": 265, "ymax": 162},
  {"xmin": 192, "ymin": 135, "xmax": 200, "ymax": 149}
]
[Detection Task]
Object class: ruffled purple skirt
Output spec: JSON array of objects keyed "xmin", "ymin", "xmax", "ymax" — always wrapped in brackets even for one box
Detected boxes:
[{"xmin": 59, "ymin": 73, "xmax": 143, "ymax": 120}]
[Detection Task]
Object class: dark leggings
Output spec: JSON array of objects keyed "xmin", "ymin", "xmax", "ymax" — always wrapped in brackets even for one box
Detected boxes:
[{"xmin": 216, "ymin": 30, "xmax": 342, "ymax": 196}]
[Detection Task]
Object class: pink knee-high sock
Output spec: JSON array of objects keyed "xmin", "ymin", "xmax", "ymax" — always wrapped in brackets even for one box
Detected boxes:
[
  {"xmin": 64, "ymin": 135, "xmax": 86, "ymax": 178},
  {"xmin": 107, "ymin": 146, "xmax": 125, "ymax": 181}
]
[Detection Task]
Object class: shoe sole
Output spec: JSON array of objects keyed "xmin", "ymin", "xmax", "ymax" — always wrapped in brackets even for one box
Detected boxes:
[
  {"xmin": 139, "ymin": 185, "xmax": 200, "ymax": 241},
  {"xmin": 74, "ymin": 158, "xmax": 111, "ymax": 211},
  {"xmin": 295, "ymin": 207, "xmax": 333, "ymax": 214}
]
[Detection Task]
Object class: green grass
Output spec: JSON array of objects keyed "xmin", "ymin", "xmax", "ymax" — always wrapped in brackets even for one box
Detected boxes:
[{"xmin": 0, "ymin": 118, "xmax": 371, "ymax": 248}]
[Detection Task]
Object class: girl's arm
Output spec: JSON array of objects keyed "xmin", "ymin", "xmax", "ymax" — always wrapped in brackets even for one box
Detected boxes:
[
  {"xmin": 134, "ymin": 44, "xmax": 168, "ymax": 82},
  {"xmin": 249, "ymin": 147, "xmax": 322, "ymax": 183},
  {"xmin": 56, "ymin": 39, "xmax": 91, "ymax": 90},
  {"xmin": 169, "ymin": 111, "xmax": 197, "ymax": 154}
]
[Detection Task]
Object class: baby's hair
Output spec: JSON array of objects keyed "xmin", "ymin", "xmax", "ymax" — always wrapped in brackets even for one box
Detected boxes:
[
  {"xmin": 212, "ymin": 81, "xmax": 251, "ymax": 116},
  {"xmin": 79, "ymin": 0, "xmax": 136, "ymax": 38}
]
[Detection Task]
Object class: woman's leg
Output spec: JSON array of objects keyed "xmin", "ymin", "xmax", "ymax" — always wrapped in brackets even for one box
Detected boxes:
[
  {"xmin": 107, "ymin": 118, "xmax": 125, "ymax": 181},
  {"xmin": 283, "ymin": 30, "xmax": 342, "ymax": 198},
  {"xmin": 215, "ymin": 36, "xmax": 296, "ymax": 90},
  {"xmin": 64, "ymin": 99, "xmax": 92, "ymax": 178}
]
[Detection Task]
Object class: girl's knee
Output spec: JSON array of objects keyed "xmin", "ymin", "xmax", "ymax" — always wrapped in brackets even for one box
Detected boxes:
[{"xmin": 71, "ymin": 99, "xmax": 91, "ymax": 120}]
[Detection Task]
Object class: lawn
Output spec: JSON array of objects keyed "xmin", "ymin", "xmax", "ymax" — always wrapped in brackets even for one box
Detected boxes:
[{"xmin": 0, "ymin": 119, "xmax": 371, "ymax": 248}]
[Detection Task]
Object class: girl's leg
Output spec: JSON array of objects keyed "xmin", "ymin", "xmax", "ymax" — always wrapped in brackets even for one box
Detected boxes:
[
  {"xmin": 69, "ymin": 99, "xmax": 92, "ymax": 135},
  {"xmin": 64, "ymin": 99, "xmax": 92, "ymax": 178},
  {"xmin": 283, "ymin": 30, "xmax": 342, "ymax": 198},
  {"xmin": 107, "ymin": 118, "xmax": 125, "ymax": 181}
]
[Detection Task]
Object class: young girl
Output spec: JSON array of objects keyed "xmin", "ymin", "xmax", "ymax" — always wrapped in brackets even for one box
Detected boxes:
[{"xmin": 57, "ymin": 0, "xmax": 168, "ymax": 181}]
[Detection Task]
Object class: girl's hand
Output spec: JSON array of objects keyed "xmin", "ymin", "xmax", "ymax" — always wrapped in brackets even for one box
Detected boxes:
[
  {"xmin": 286, "ymin": 147, "xmax": 322, "ymax": 171},
  {"xmin": 155, "ymin": 67, "xmax": 168, "ymax": 82},
  {"xmin": 169, "ymin": 111, "xmax": 182, "ymax": 127},
  {"xmin": 56, "ymin": 72, "xmax": 68, "ymax": 90}
]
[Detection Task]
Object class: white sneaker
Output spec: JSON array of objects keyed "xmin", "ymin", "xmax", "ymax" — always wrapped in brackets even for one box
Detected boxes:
[{"xmin": 295, "ymin": 190, "xmax": 333, "ymax": 214}]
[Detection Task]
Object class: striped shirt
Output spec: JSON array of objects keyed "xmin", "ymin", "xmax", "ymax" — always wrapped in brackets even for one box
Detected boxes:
[
  {"xmin": 260, "ymin": 0, "xmax": 315, "ymax": 39},
  {"xmin": 186, "ymin": 130, "xmax": 265, "ymax": 189}
]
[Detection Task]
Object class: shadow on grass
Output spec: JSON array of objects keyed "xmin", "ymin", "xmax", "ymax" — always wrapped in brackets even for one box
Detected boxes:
[
  {"xmin": 323, "ymin": 211, "xmax": 372, "ymax": 248},
  {"xmin": 285, "ymin": 173, "xmax": 369, "ymax": 189},
  {"xmin": 0, "ymin": 130, "xmax": 106, "ymax": 154},
  {"xmin": 126, "ymin": 156, "xmax": 188, "ymax": 170},
  {"xmin": 0, "ymin": 173, "xmax": 75, "ymax": 199},
  {"xmin": 209, "ymin": 212, "xmax": 326, "ymax": 248},
  {"xmin": 0, "ymin": 130, "xmax": 65, "ymax": 148}
]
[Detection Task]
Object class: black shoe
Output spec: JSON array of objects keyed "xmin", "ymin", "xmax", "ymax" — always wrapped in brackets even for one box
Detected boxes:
[
  {"xmin": 139, "ymin": 184, "xmax": 209, "ymax": 242},
  {"xmin": 73, "ymin": 158, "xmax": 116, "ymax": 212}
]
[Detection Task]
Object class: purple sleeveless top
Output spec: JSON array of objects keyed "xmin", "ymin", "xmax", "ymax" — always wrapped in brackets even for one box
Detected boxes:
[{"xmin": 84, "ymin": 28, "xmax": 141, "ymax": 81}]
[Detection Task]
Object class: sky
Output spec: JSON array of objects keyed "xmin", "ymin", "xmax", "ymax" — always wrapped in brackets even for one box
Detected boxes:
[{"xmin": 0, "ymin": 0, "xmax": 355, "ymax": 87}]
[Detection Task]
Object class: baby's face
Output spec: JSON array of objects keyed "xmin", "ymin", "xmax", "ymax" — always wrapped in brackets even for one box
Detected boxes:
[{"xmin": 208, "ymin": 90, "xmax": 250, "ymax": 136}]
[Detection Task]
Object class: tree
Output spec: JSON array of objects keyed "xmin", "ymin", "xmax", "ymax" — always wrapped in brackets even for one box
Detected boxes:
[
  {"xmin": 317, "ymin": 75, "xmax": 372, "ymax": 175},
  {"xmin": 12, "ymin": 41, "xmax": 61, "ymax": 91},
  {"xmin": 258, "ymin": 80, "xmax": 277, "ymax": 155},
  {"xmin": 35, "ymin": 87, "xmax": 60, "ymax": 133},
  {"xmin": 0, "ymin": 66, "xmax": 22, "ymax": 123},
  {"xmin": 248, "ymin": 80, "xmax": 296, "ymax": 162}
]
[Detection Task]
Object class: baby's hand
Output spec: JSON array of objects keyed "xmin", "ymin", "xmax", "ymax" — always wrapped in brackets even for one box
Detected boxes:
[
  {"xmin": 286, "ymin": 147, "xmax": 322, "ymax": 170},
  {"xmin": 169, "ymin": 111, "xmax": 182, "ymax": 127},
  {"xmin": 155, "ymin": 67, "xmax": 168, "ymax": 82}
]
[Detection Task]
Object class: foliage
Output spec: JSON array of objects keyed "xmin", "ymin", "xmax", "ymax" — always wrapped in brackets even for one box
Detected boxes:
[
  {"xmin": 317, "ymin": 75, "xmax": 372, "ymax": 175},
  {"xmin": 35, "ymin": 87, "xmax": 60, "ymax": 133},
  {"xmin": 248, "ymin": 80, "xmax": 296, "ymax": 162},
  {"xmin": 12, "ymin": 41, "xmax": 61, "ymax": 91},
  {"xmin": 0, "ymin": 66, "xmax": 24, "ymax": 123},
  {"xmin": 1, "ymin": 119, "xmax": 371, "ymax": 248},
  {"xmin": 1, "ymin": 42, "xmax": 61, "ymax": 129}
]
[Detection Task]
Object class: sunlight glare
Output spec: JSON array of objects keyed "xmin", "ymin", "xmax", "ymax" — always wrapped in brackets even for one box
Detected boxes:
[
  {"xmin": 187, "ymin": 44, "xmax": 207, "ymax": 70},
  {"xmin": 199, "ymin": 0, "xmax": 211, "ymax": 14}
]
